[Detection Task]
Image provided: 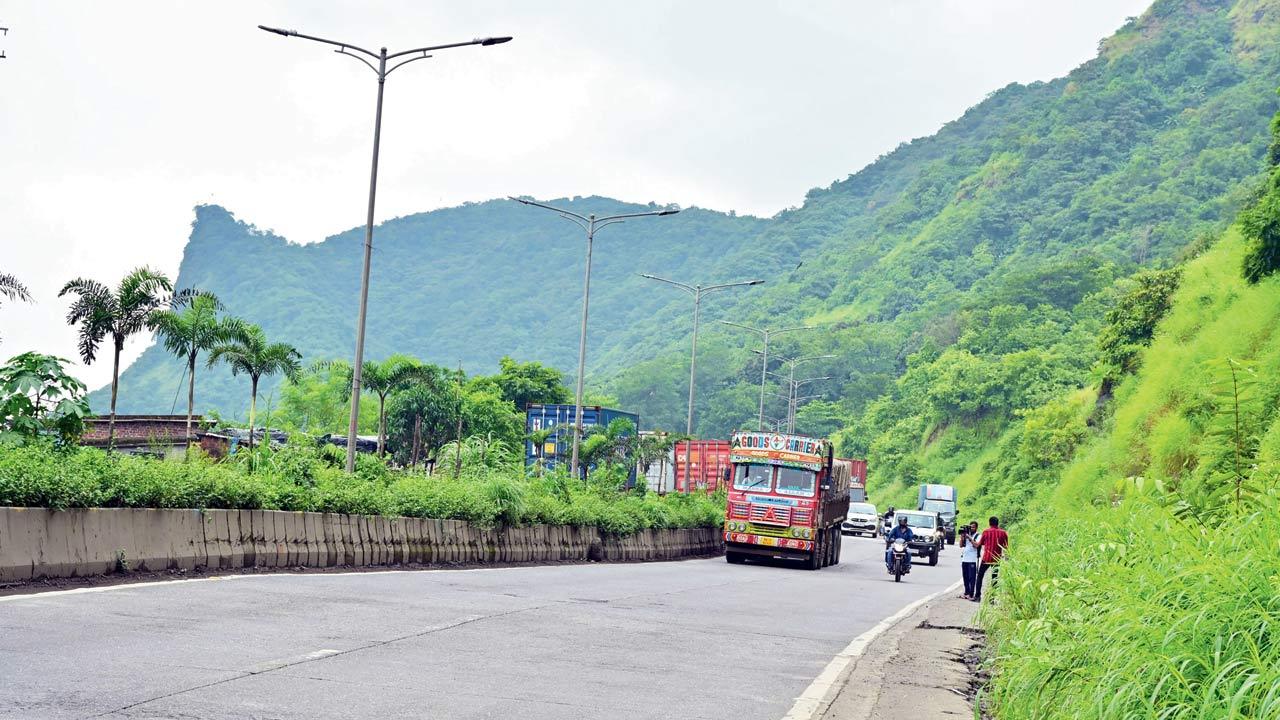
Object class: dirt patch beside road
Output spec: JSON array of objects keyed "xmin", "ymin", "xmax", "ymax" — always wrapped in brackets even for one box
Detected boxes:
[{"xmin": 822, "ymin": 592, "xmax": 985, "ymax": 719}]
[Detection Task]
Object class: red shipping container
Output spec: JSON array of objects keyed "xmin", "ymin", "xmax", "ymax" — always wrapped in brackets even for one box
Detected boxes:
[{"xmin": 674, "ymin": 440, "xmax": 732, "ymax": 493}]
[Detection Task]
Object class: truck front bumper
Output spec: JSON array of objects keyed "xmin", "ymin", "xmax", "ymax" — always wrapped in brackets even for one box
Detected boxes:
[{"xmin": 724, "ymin": 531, "xmax": 813, "ymax": 553}]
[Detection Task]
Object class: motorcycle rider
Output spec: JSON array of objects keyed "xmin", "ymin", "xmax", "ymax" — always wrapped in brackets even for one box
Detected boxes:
[
  {"xmin": 884, "ymin": 514, "xmax": 914, "ymax": 571},
  {"xmin": 881, "ymin": 507, "xmax": 896, "ymax": 537}
]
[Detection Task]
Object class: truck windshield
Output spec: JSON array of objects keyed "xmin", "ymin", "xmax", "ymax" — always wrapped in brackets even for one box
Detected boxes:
[
  {"xmin": 775, "ymin": 467, "xmax": 816, "ymax": 497},
  {"xmin": 733, "ymin": 464, "xmax": 773, "ymax": 491},
  {"xmin": 921, "ymin": 500, "xmax": 954, "ymax": 515}
]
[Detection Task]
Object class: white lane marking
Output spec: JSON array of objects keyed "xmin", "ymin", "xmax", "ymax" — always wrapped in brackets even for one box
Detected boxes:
[
  {"xmin": 244, "ymin": 648, "xmax": 341, "ymax": 674},
  {"xmin": 780, "ymin": 580, "xmax": 963, "ymax": 720},
  {"xmin": 0, "ymin": 575, "xmax": 249, "ymax": 602}
]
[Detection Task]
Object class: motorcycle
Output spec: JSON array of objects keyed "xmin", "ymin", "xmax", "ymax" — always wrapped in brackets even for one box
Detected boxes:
[{"xmin": 887, "ymin": 538, "xmax": 911, "ymax": 582}]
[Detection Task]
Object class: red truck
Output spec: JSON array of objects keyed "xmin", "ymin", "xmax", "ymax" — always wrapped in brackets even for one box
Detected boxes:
[
  {"xmin": 723, "ymin": 431, "xmax": 851, "ymax": 570},
  {"xmin": 843, "ymin": 458, "xmax": 868, "ymax": 502}
]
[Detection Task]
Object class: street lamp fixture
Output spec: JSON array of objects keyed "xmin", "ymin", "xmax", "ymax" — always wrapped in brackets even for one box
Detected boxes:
[
  {"xmin": 258, "ymin": 24, "xmax": 512, "ymax": 473},
  {"xmin": 639, "ymin": 274, "xmax": 763, "ymax": 435},
  {"xmin": 509, "ymin": 197, "xmax": 680, "ymax": 477},
  {"xmin": 720, "ymin": 321, "xmax": 816, "ymax": 430}
]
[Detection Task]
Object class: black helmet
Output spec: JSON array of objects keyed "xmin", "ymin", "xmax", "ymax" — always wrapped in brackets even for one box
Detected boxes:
[
  {"xmin": 898, "ymin": 515, "xmax": 908, "ymax": 526},
  {"xmin": 887, "ymin": 506, "xmax": 895, "ymax": 513}
]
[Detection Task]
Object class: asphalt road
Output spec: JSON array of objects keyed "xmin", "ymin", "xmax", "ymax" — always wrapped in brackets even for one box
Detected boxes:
[{"xmin": 0, "ymin": 534, "xmax": 959, "ymax": 720}]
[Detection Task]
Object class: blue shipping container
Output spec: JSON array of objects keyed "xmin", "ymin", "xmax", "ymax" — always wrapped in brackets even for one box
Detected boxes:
[{"xmin": 525, "ymin": 404, "xmax": 640, "ymax": 482}]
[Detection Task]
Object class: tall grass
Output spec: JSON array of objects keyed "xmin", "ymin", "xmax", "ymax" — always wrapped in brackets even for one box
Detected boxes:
[
  {"xmin": 983, "ymin": 496, "xmax": 1280, "ymax": 719},
  {"xmin": 980, "ymin": 229, "xmax": 1280, "ymax": 718},
  {"xmin": 0, "ymin": 439, "xmax": 723, "ymax": 535}
]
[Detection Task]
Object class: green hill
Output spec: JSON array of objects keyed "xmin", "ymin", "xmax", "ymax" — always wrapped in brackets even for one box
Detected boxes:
[{"xmin": 102, "ymin": 0, "xmax": 1280, "ymax": 469}]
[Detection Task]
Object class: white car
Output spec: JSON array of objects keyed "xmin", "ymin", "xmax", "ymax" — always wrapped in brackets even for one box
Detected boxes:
[{"xmin": 841, "ymin": 502, "xmax": 879, "ymax": 537}]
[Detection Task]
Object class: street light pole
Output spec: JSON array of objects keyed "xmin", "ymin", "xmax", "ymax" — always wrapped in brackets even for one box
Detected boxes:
[
  {"xmin": 640, "ymin": 275, "xmax": 763, "ymax": 435},
  {"xmin": 755, "ymin": 351, "xmax": 835, "ymax": 434},
  {"xmin": 788, "ymin": 377, "xmax": 831, "ymax": 433},
  {"xmin": 510, "ymin": 198, "xmax": 679, "ymax": 477},
  {"xmin": 258, "ymin": 25, "xmax": 512, "ymax": 473},
  {"xmin": 720, "ymin": 322, "xmax": 814, "ymax": 431}
]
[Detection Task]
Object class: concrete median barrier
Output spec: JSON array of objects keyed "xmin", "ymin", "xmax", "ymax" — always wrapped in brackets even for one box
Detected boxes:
[{"xmin": 0, "ymin": 506, "xmax": 724, "ymax": 582}]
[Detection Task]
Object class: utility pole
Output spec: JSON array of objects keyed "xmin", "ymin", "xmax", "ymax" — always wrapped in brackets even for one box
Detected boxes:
[
  {"xmin": 453, "ymin": 364, "xmax": 464, "ymax": 479},
  {"xmin": 510, "ymin": 198, "xmax": 679, "ymax": 476},
  {"xmin": 640, "ymin": 275, "xmax": 763, "ymax": 435},
  {"xmin": 259, "ymin": 25, "xmax": 511, "ymax": 473}
]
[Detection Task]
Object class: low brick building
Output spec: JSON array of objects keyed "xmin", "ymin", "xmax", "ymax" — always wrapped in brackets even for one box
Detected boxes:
[{"xmin": 82, "ymin": 415, "xmax": 205, "ymax": 458}]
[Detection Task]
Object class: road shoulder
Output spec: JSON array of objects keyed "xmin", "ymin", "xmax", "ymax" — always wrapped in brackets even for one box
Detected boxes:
[{"xmin": 820, "ymin": 591, "xmax": 983, "ymax": 720}]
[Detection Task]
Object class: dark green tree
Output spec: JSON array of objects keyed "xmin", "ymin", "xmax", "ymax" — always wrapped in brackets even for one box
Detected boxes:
[
  {"xmin": 487, "ymin": 356, "xmax": 570, "ymax": 410},
  {"xmin": 1097, "ymin": 268, "xmax": 1183, "ymax": 377}
]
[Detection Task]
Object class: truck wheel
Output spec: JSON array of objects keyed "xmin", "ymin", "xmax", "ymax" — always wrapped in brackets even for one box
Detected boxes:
[
  {"xmin": 807, "ymin": 536, "xmax": 823, "ymax": 570},
  {"xmin": 833, "ymin": 531, "xmax": 842, "ymax": 566},
  {"xmin": 726, "ymin": 551, "xmax": 745, "ymax": 564},
  {"xmin": 929, "ymin": 549, "xmax": 939, "ymax": 566}
]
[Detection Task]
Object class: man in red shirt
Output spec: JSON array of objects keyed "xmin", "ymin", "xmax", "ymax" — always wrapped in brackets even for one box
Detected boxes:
[{"xmin": 973, "ymin": 516, "xmax": 1009, "ymax": 602}]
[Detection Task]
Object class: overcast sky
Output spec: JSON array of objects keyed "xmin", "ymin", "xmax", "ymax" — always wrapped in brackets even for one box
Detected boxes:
[{"xmin": 1, "ymin": 0, "xmax": 1149, "ymax": 388}]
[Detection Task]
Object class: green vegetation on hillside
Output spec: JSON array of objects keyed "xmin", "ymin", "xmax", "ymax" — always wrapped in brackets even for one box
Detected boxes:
[
  {"xmin": 972, "ymin": 88, "xmax": 1280, "ymax": 715},
  {"xmin": 982, "ymin": 227, "xmax": 1280, "ymax": 719},
  {"xmin": 103, "ymin": 0, "xmax": 1280, "ymax": 466}
]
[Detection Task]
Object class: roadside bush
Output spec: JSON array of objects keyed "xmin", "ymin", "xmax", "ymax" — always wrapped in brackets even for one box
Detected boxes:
[
  {"xmin": 0, "ymin": 441, "xmax": 723, "ymax": 535},
  {"xmin": 983, "ymin": 497, "xmax": 1280, "ymax": 719}
]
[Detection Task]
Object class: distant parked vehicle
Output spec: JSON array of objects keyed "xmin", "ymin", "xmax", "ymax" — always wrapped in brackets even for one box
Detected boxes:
[{"xmin": 842, "ymin": 501, "xmax": 879, "ymax": 537}]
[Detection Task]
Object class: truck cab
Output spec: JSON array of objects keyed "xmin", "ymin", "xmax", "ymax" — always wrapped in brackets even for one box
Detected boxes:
[
  {"xmin": 723, "ymin": 432, "xmax": 849, "ymax": 570},
  {"xmin": 917, "ymin": 483, "xmax": 958, "ymax": 545}
]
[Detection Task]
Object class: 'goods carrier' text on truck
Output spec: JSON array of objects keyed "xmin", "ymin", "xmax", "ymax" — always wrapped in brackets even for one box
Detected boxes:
[{"xmin": 724, "ymin": 431, "xmax": 851, "ymax": 570}]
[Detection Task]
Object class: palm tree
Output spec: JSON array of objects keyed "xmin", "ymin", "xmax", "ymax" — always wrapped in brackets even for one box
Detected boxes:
[
  {"xmin": 59, "ymin": 267, "xmax": 175, "ymax": 448},
  {"xmin": 150, "ymin": 293, "xmax": 245, "ymax": 448},
  {"xmin": 0, "ymin": 272, "xmax": 33, "ymax": 345},
  {"xmin": 345, "ymin": 356, "xmax": 431, "ymax": 457},
  {"xmin": 579, "ymin": 418, "xmax": 638, "ymax": 480},
  {"xmin": 207, "ymin": 324, "xmax": 302, "ymax": 450}
]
